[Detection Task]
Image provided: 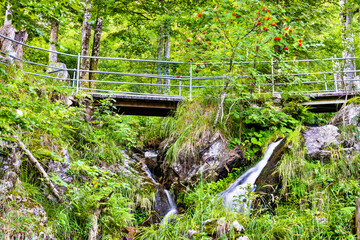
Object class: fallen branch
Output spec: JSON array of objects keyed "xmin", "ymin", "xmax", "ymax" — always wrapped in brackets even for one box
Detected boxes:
[{"xmin": 14, "ymin": 136, "xmax": 64, "ymax": 203}]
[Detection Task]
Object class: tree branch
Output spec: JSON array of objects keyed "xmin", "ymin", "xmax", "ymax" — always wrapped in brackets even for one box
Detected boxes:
[{"xmin": 15, "ymin": 136, "xmax": 64, "ymax": 203}]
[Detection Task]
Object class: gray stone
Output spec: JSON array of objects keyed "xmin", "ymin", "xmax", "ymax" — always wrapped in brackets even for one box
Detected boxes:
[
  {"xmin": 236, "ymin": 236, "xmax": 250, "ymax": 240},
  {"xmin": 185, "ymin": 230, "xmax": 198, "ymax": 239},
  {"xmin": 145, "ymin": 151, "xmax": 158, "ymax": 162},
  {"xmin": 0, "ymin": 141, "xmax": 22, "ymax": 195},
  {"xmin": 160, "ymin": 130, "xmax": 245, "ymax": 190},
  {"xmin": 303, "ymin": 125, "xmax": 340, "ymax": 161},
  {"xmin": 331, "ymin": 103, "xmax": 360, "ymax": 127},
  {"xmin": 317, "ymin": 217, "xmax": 327, "ymax": 224},
  {"xmin": 232, "ymin": 220, "xmax": 246, "ymax": 234},
  {"xmin": 48, "ymin": 62, "xmax": 70, "ymax": 81},
  {"xmin": 216, "ymin": 217, "xmax": 231, "ymax": 238}
]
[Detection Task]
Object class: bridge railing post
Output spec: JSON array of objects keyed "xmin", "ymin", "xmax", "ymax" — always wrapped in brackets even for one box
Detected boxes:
[
  {"xmin": 179, "ymin": 76, "xmax": 182, "ymax": 96},
  {"xmin": 189, "ymin": 62, "xmax": 193, "ymax": 100},
  {"xmin": 76, "ymin": 53, "xmax": 81, "ymax": 93}
]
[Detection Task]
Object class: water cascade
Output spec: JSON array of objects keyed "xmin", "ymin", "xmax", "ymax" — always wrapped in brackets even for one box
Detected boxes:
[
  {"xmin": 141, "ymin": 162, "xmax": 177, "ymax": 223},
  {"xmin": 219, "ymin": 139, "xmax": 284, "ymax": 213}
]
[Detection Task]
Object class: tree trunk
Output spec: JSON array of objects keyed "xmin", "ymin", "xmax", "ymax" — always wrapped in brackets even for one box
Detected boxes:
[
  {"xmin": 4, "ymin": 4, "xmax": 12, "ymax": 26},
  {"xmin": 80, "ymin": 0, "xmax": 92, "ymax": 88},
  {"xmin": 0, "ymin": 5, "xmax": 28, "ymax": 66},
  {"xmin": 89, "ymin": 17, "xmax": 103, "ymax": 89},
  {"xmin": 163, "ymin": 19, "xmax": 171, "ymax": 95},
  {"xmin": 49, "ymin": 18, "xmax": 59, "ymax": 64},
  {"xmin": 157, "ymin": 25, "xmax": 164, "ymax": 94},
  {"xmin": 339, "ymin": 0, "xmax": 357, "ymax": 90}
]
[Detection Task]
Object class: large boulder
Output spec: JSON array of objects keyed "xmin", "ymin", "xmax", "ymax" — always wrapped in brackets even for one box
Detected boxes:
[
  {"xmin": 330, "ymin": 103, "xmax": 360, "ymax": 127},
  {"xmin": 159, "ymin": 130, "xmax": 246, "ymax": 190},
  {"xmin": 303, "ymin": 125, "xmax": 340, "ymax": 161}
]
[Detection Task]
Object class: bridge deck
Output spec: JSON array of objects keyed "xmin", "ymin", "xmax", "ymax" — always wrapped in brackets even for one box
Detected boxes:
[
  {"xmin": 91, "ymin": 93, "xmax": 184, "ymax": 117},
  {"xmin": 302, "ymin": 91, "xmax": 359, "ymax": 112}
]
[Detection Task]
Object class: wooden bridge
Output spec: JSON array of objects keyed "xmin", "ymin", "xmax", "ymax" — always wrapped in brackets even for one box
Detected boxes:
[
  {"xmin": 303, "ymin": 91, "xmax": 359, "ymax": 113},
  {"xmin": 0, "ymin": 33, "xmax": 359, "ymax": 116},
  {"xmin": 91, "ymin": 93, "xmax": 183, "ymax": 117}
]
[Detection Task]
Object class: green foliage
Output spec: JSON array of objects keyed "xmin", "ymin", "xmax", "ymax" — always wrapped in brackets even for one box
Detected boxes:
[{"xmin": 0, "ymin": 67, "xmax": 157, "ymax": 239}]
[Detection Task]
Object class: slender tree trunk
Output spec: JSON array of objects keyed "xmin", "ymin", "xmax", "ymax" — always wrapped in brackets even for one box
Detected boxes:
[
  {"xmin": 157, "ymin": 25, "xmax": 164, "ymax": 94},
  {"xmin": 4, "ymin": 5, "xmax": 12, "ymax": 26},
  {"xmin": 89, "ymin": 16, "xmax": 103, "ymax": 89},
  {"xmin": 49, "ymin": 18, "xmax": 59, "ymax": 64},
  {"xmin": 339, "ymin": 0, "xmax": 357, "ymax": 90},
  {"xmin": 163, "ymin": 19, "xmax": 171, "ymax": 95},
  {"xmin": 80, "ymin": 0, "xmax": 92, "ymax": 88},
  {"xmin": 0, "ymin": 5, "xmax": 28, "ymax": 66}
]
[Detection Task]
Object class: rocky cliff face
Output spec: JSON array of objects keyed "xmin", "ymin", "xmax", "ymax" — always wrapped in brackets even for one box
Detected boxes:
[
  {"xmin": 158, "ymin": 130, "xmax": 247, "ymax": 191},
  {"xmin": 0, "ymin": 141, "xmax": 53, "ymax": 239}
]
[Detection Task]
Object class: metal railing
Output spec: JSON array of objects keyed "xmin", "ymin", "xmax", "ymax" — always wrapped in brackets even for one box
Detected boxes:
[{"xmin": 0, "ymin": 33, "xmax": 359, "ymax": 99}]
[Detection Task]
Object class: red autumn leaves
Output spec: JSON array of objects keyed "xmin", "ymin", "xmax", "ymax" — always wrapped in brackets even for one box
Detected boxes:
[
  {"xmin": 186, "ymin": 5, "xmax": 303, "ymax": 57},
  {"xmin": 255, "ymin": 5, "xmax": 303, "ymax": 51}
]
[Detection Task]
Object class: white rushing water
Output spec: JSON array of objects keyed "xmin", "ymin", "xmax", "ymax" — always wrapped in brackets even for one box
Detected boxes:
[
  {"xmin": 219, "ymin": 139, "xmax": 283, "ymax": 213},
  {"xmin": 161, "ymin": 190, "xmax": 178, "ymax": 224},
  {"xmin": 142, "ymin": 162, "xmax": 177, "ymax": 224}
]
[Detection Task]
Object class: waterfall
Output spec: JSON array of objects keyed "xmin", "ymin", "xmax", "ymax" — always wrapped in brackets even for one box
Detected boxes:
[
  {"xmin": 161, "ymin": 190, "xmax": 178, "ymax": 224},
  {"xmin": 219, "ymin": 139, "xmax": 284, "ymax": 213},
  {"xmin": 141, "ymin": 161, "xmax": 177, "ymax": 223}
]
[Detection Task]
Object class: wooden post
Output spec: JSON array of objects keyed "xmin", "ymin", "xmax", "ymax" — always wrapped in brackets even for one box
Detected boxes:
[{"xmin": 356, "ymin": 197, "xmax": 360, "ymax": 240}]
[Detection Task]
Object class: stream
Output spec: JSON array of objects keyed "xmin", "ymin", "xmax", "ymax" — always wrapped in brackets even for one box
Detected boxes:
[{"xmin": 142, "ymin": 161, "xmax": 177, "ymax": 223}]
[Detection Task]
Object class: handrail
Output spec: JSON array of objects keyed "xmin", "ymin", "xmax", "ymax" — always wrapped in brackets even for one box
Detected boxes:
[{"xmin": 1, "ymin": 33, "xmax": 360, "ymax": 98}]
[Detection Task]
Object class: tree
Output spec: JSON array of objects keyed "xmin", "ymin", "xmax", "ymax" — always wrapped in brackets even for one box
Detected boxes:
[
  {"xmin": 80, "ymin": 0, "xmax": 92, "ymax": 86},
  {"xmin": 339, "ymin": 0, "xmax": 358, "ymax": 89}
]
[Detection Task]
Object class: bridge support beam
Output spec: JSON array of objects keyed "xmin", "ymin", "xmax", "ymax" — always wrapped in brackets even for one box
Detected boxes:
[{"xmin": 91, "ymin": 93, "xmax": 183, "ymax": 117}]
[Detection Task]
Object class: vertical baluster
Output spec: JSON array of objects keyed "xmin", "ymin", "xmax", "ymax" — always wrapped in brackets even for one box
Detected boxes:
[
  {"xmin": 324, "ymin": 73, "xmax": 327, "ymax": 92},
  {"xmin": 76, "ymin": 53, "xmax": 81, "ymax": 93}
]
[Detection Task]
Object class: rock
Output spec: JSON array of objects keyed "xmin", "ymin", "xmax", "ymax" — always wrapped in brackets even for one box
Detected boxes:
[
  {"xmin": 232, "ymin": 220, "xmax": 245, "ymax": 235},
  {"xmin": 15, "ymin": 109, "xmax": 23, "ymax": 116},
  {"xmin": 2, "ymin": 194, "xmax": 53, "ymax": 239},
  {"xmin": 303, "ymin": 125, "xmax": 340, "ymax": 161},
  {"xmin": 236, "ymin": 236, "xmax": 250, "ymax": 240},
  {"xmin": 331, "ymin": 103, "xmax": 360, "ymax": 127},
  {"xmin": 317, "ymin": 217, "xmax": 327, "ymax": 224},
  {"xmin": 64, "ymin": 95, "xmax": 75, "ymax": 107},
  {"xmin": 145, "ymin": 151, "xmax": 158, "ymax": 162},
  {"xmin": 203, "ymin": 218, "xmax": 231, "ymax": 238},
  {"xmin": 0, "ymin": 141, "xmax": 22, "ymax": 195},
  {"xmin": 216, "ymin": 217, "xmax": 231, "ymax": 238},
  {"xmin": 203, "ymin": 219, "xmax": 218, "ymax": 237},
  {"xmin": 160, "ymin": 130, "xmax": 246, "ymax": 190},
  {"xmin": 48, "ymin": 62, "xmax": 70, "ymax": 82},
  {"xmin": 185, "ymin": 229, "xmax": 198, "ymax": 239}
]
